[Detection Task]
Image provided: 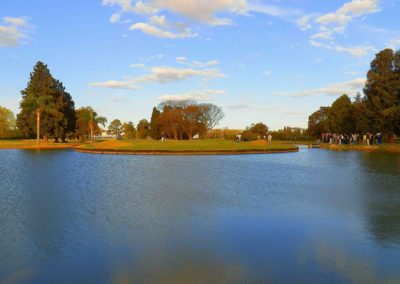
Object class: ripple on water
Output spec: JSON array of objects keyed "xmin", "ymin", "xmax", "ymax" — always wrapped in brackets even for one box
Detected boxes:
[{"xmin": 0, "ymin": 149, "xmax": 399, "ymax": 282}]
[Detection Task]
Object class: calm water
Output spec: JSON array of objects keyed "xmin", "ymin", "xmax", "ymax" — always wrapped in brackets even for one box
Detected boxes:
[{"xmin": 0, "ymin": 148, "xmax": 399, "ymax": 283}]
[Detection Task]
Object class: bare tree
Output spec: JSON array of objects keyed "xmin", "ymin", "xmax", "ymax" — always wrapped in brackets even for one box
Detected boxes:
[{"xmin": 200, "ymin": 103, "xmax": 225, "ymax": 129}]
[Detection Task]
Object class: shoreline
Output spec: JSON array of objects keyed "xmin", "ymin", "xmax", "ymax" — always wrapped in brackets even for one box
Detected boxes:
[
  {"xmin": 74, "ymin": 147, "xmax": 299, "ymax": 155},
  {"xmin": 319, "ymin": 143, "xmax": 400, "ymax": 153},
  {"xmin": 0, "ymin": 144, "xmax": 78, "ymax": 150}
]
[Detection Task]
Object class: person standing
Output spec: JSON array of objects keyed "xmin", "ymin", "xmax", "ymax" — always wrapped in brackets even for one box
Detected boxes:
[{"xmin": 268, "ymin": 134, "xmax": 272, "ymax": 144}]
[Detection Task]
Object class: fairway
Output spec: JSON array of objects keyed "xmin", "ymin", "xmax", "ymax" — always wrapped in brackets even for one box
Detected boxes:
[
  {"xmin": 75, "ymin": 139, "xmax": 298, "ymax": 155},
  {"xmin": 0, "ymin": 140, "xmax": 77, "ymax": 149}
]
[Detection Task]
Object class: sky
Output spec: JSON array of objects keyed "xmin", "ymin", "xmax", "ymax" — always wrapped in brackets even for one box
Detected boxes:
[{"xmin": 0, "ymin": 0, "xmax": 399, "ymax": 130}]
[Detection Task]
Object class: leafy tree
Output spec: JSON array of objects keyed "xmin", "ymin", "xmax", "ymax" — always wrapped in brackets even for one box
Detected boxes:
[
  {"xmin": 182, "ymin": 105, "xmax": 203, "ymax": 139},
  {"xmin": 107, "ymin": 119, "xmax": 123, "ymax": 139},
  {"xmin": 17, "ymin": 62, "xmax": 76, "ymax": 141},
  {"xmin": 364, "ymin": 48, "xmax": 400, "ymax": 134},
  {"xmin": 0, "ymin": 106, "xmax": 16, "ymax": 138},
  {"xmin": 17, "ymin": 62, "xmax": 55, "ymax": 138},
  {"xmin": 21, "ymin": 94, "xmax": 59, "ymax": 144},
  {"xmin": 156, "ymin": 100, "xmax": 224, "ymax": 140},
  {"xmin": 241, "ymin": 129, "xmax": 259, "ymax": 141},
  {"xmin": 137, "ymin": 119, "xmax": 150, "ymax": 139},
  {"xmin": 158, "ymin": 105, "xmax": 181, "ymax": 140},
  {"xmin": 328, "ymin": 94, "xmax": 354, "ymax": 134},
  {"xmin": 149, "ymin": 107, "xmax": 161, "ymax": 139},
  {"xmin": 353, "ymin": 93, "xmax": 370, "ymax": 133},
  {"xmin": 250, "ymin": 122, "xmax": 268, "ymax": 138},
  {"xmin": 308, "ymin": 107, "xmax": 330, "ymax": 137},
  {"xmin": 76, "ymin": 107, "xmax": 107, "ymax": 142},
  {"xmin": 40, "ymin": 80, "xmax": 76, "ymax": 142},
  {"xmin": 123, "ymin": 121, "xmax": 136, "ymax": 139}
]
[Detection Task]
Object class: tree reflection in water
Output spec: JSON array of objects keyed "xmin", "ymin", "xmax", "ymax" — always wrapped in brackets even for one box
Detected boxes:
[{"xmin": 358, "ymin": 152, "xmax": 400, "ymax": 245}]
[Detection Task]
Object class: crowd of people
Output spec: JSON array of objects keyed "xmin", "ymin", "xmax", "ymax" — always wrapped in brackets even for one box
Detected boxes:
[{"xmin": 321, "ymin": 133, "xmax": 383, "ymax": 145}]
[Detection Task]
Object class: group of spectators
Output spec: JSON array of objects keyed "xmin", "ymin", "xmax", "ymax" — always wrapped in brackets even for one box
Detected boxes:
[{"xmin": 321, "ymin": 133, "xmax": 383, "ymax": 145}]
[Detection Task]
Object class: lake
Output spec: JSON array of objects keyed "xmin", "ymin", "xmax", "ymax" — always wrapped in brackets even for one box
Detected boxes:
[{"xmin": 0, "ymin": 148, "xmax": 399, "ymax": 283}]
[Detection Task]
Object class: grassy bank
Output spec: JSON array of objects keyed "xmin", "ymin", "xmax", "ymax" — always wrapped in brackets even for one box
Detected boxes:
[
  {"xmin": 0, "ymin": 139, "xmax": 79, "ymax": 149},
  {"xmin": 75, "ymin": 139, "xmax": 298, "ymax": 155},
  {"xmin": 320, "ymin": 143, "xmax": 400, "ymax": 153}
]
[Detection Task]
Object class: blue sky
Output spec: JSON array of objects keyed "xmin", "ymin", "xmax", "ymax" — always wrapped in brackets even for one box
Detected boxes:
[{"xmin": 0, "ymin": 0, "xmax": 399, "ymax": 129}]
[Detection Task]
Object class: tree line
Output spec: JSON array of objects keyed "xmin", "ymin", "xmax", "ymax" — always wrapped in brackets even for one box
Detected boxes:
[
  {"xmin": 308, "ymin": 48, "xmax": 400, "ymax": 141},
  {"xmin": 106, "ymin": 101, "xmax": 225, "ymax": 140},
  {"xmin": 3, "ymin": 61, "xmax": 226, "ymax": 142}
]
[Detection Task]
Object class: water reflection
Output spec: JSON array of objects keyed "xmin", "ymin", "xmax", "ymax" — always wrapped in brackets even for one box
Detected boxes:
[
  {"xmin": 300, "ymin": 241, "xmax": 400, "ymax": 283},
  {"xmin": 358, "ymin": 153, "xmax": 400, "ymax": 245},
  {"xmin": 0, "ymin": 149, "xmax": 399, "ymax": 282}
]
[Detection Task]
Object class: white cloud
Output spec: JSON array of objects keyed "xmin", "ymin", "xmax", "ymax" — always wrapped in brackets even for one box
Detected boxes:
[
  {"xmin": 104, "ymin": 0, "xmax": 247, "ymax": 26},
  {"xmin": 308, "ymin": 39, "xmax": 376, "ymax": 57},
  {"xmin": 316, "ymin": 13, "xmax": 352, "ymax": 26},
  {"xmin": 300, "ymin": 0, "xmax": 381, "ymax": 56},
  {"xmin": 150, "ymin": 0, "xmax": 248, "ymax": 25},
  {"xmin": 224, "ymin": 103, "xmax": 276, "ymax": 111},
  {"xmin": 150, "ymin": 53, "xmax": 163, "ymax": 60},
  {"xmin": 344, "ymin": 70, "xmax": 362, "ymax": 75},
  {"xmin": 0, "ymin": 17, "xmax": 29, "ymax": 47},
  {"xmin": 176, "ymin": 57, "xmax": 219, "ymax": 68},
  {"xmin": 338, "ymin": 0, "xmax": 380, "ymax": 16},
  {"xmin": 134, "ymin": 66, "xmax": 225, "ymax": 83},
  {"xmin": 130, "ymin": 63, "xmax": 146, "ymax": 68},
  {"xmin": 249, "ymin": 2, "xmax": 302, "ymax": 18},
  {"xmin": 103, "ymin": 0, "xmax": 302, "ymax": 25},
  {"xmin": 263, "ymin": 70, "xmax": 272, "ymax": 76},
  {"xmin": 130, "ymin": 21, "xmax": 196, "ymax": 38},
  {"xmin": 103, "ymin": 0, "xmax": 305, "ymax": 39},
  {"xmin": 176, "ymin": 56, "xmax": 187, "ymax": 62},
  {"xmin": 157, "ymin": 89, "xmax": 226, "ymax": 101},
  {"xmin": 335, "ymin": 44, "xmax": 375, "ymax": 57},
  {"xmin": 388, "ymin": 38, "xmax": 400, "ymax": 49},
  {"xmin": 274, "ymin": 78, "xmax": 366, "ymax": 97},
  {"xmin": 192, "ymin": 60, "xmax": 219, "ymax": 68},
  {"xmin": 102, "ymin": 0, "xmax": 158, "ymax": 14},
  {"xmin": 149, "ymin": 14, "xmax": 167, "ymax": 26},
  {"xmin": 110, "ymin": 13, "xmax": 121, "ymax": 23},
  {"xmin": 90, "ymin": 65, "xmax": 225, "ymax": 89},
  {"xmin": 315, "ymin": 0, "xmax": 379, "ymax": 27},
  {"xmin": 314, "ymin": 57, "xmax": 324, "ymax": 63},
  {"xmin": 3, "ymin": 17, "xmax": 27, "ymax": 26},
  {"xmin": 296, "ymin": 15, "xmax": 313, "ymax": 31},
  {"xmin": 90, "ymin": 80, "xmax": 139, "ymax": 89}
]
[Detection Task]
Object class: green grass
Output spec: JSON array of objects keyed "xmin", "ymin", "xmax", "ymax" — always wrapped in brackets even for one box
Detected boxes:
[
  {"xmin": 76, "ymin": 139, "xmax": 297, "ymax": 152},
  {"xmin": 0, "ymin": 139, "xmax": 299, "ymax": 153},
  {"xmin": 0, "ymin": 139, "xmax": 78, "ymax": 149}
]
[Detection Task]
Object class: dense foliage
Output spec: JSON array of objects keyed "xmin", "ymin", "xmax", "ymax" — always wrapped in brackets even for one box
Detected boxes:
[
  {"xmin": 0, "ymin": 106, "xmax": 16, "ymax": 138},
  {"xmin": 141, "ymin": 100, "xmax": 225, "ymax": 140},
  {"xmin": 308, "ymin": 48, "xmax": 400, "ymax": 140},
  {"xmin": 241, "ymin": 122, "xmax": 269, "ymax": 141},
  {"xmin": 123, "ymin": 122, "xmax": 136, "ymax": 139},
  {"xmin": 107, "ymin": 119, "xmax": 123, "ymax": 138},
  {"xmin": 17, "ymin": 62, "xmax": 76, "ymax": 142},
  {"xmin": 137, "ymin": 119, "xmax": 150, "ymax": 139},
  {"xmin": 76, "ymin": 107, "xmax": 107, "ymax": 142}
]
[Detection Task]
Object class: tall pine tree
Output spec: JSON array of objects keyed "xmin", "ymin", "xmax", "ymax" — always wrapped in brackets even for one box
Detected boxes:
[
  {"xmin": 149, "ymin": 106, "xmax": 161, "ymax": 139},
  {"xmin": 17, "ymin": 62, "xmax": 76, "ymax": 141}
]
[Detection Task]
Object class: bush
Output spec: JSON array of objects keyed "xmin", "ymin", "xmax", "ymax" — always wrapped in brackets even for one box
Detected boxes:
[{"xmin": 241, "ymin": 130, "xmax": 259, "ymax": 141}]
